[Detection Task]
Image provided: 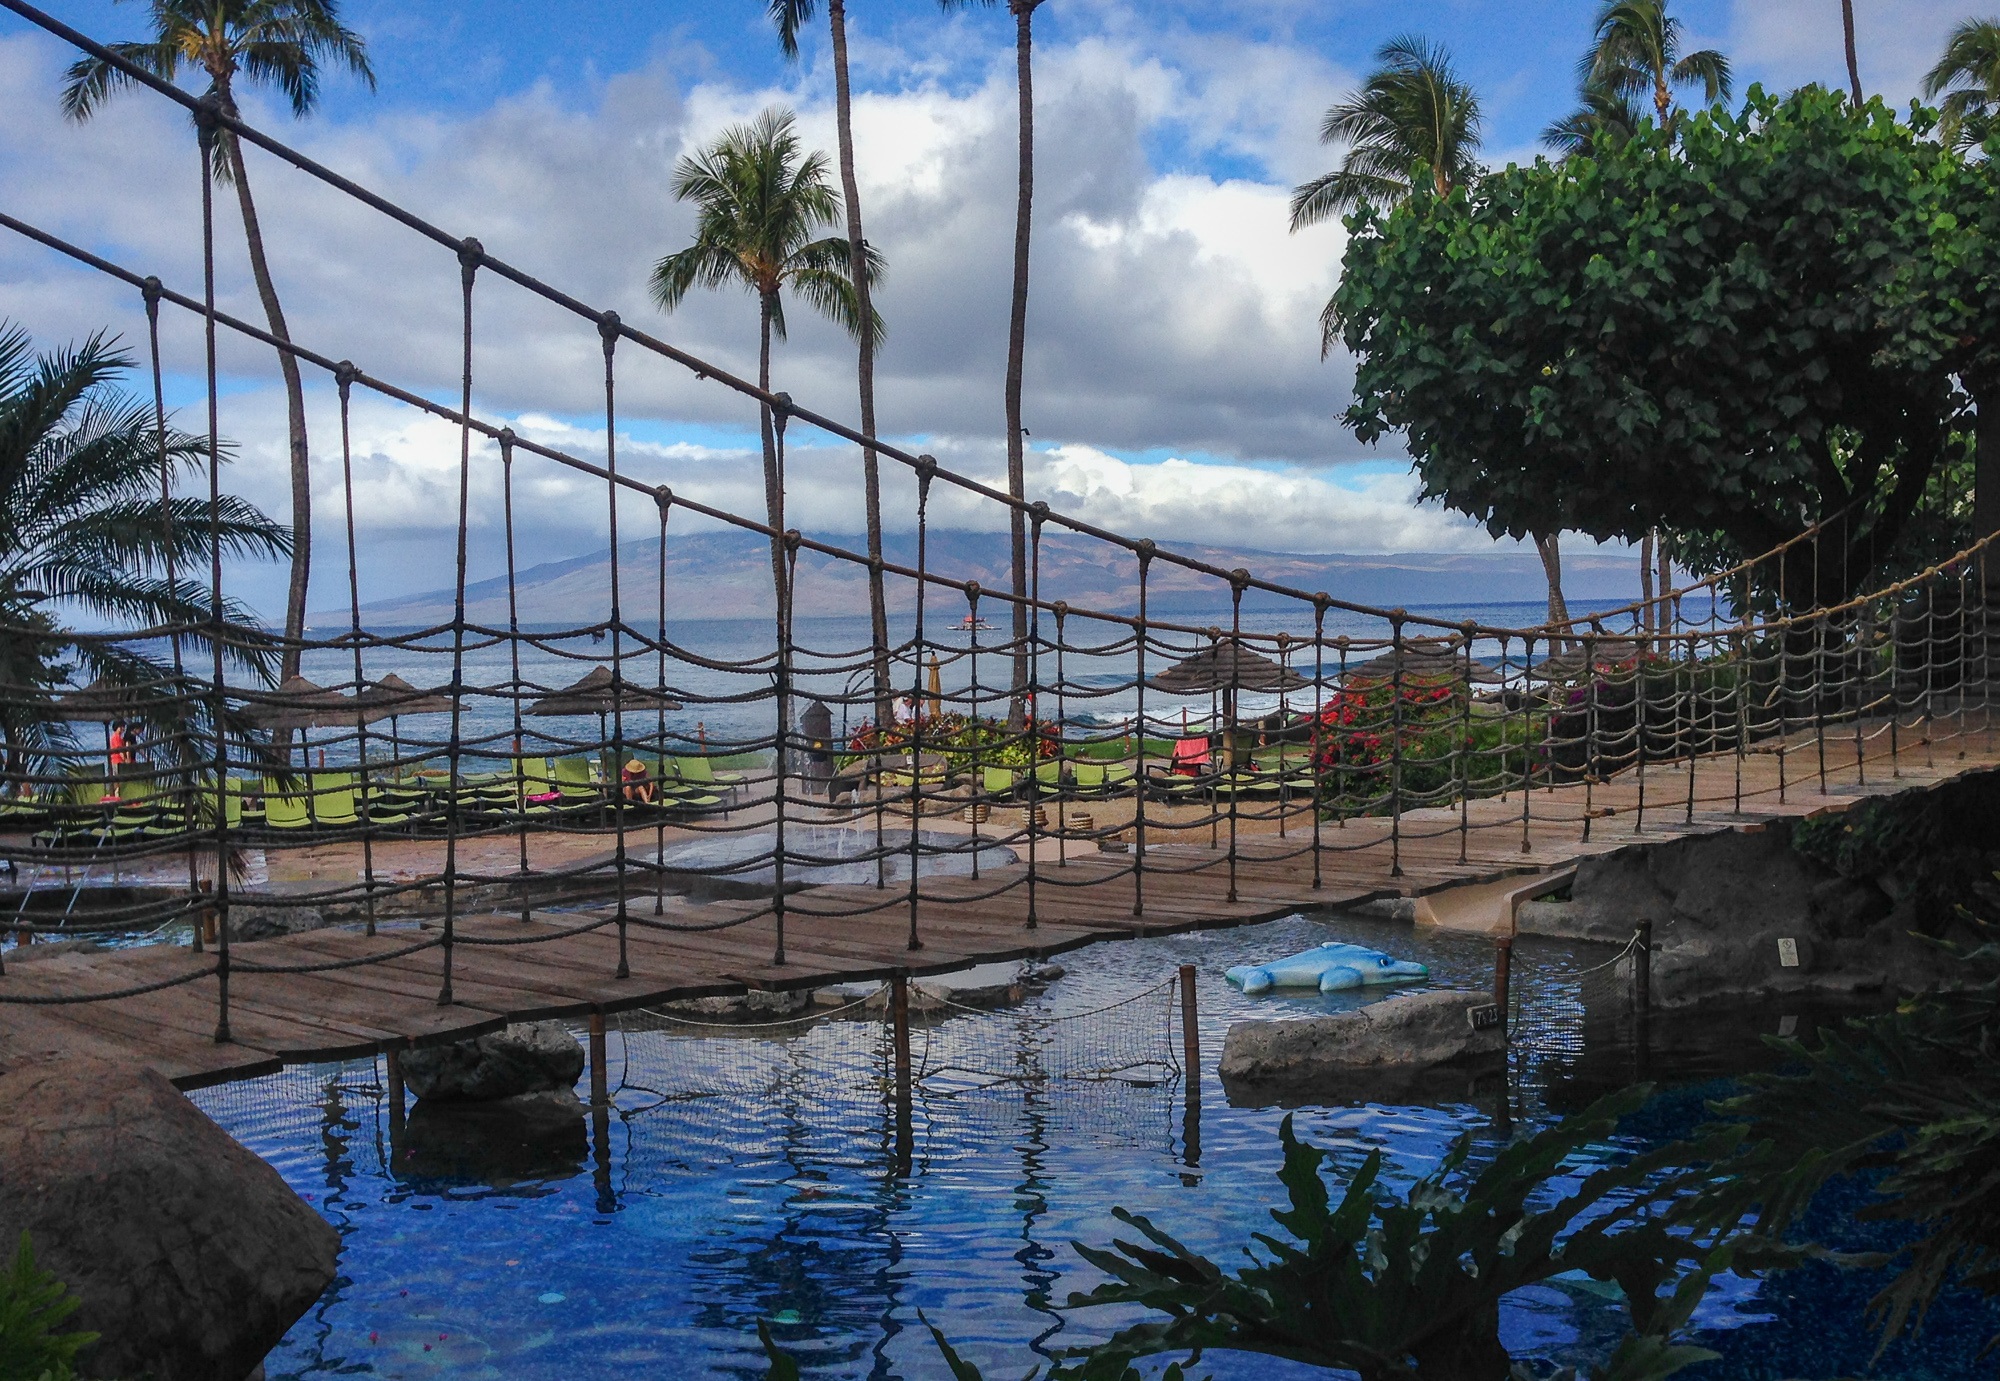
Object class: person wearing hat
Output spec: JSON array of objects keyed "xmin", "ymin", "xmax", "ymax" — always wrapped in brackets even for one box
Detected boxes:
[{"xmin": 620, "ymin": 757, "xmax": 658, "ymax": 806}]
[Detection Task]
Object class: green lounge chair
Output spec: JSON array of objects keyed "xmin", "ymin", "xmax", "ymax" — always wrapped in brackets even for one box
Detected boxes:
[
  {"xmin": 1072, "ymin": 761, "xmax": 1109, "ymax": 798},
  {"xmin": 261, "ymin": 778, "xmax": 311, "ymax": 831},
  {"xmin": 1031, "ymin": 761, "xmax": 1065, "ymax": 798},
  {"xmin": 982, "ymin": 765, "xmax": 1021, "ymax": 801}
]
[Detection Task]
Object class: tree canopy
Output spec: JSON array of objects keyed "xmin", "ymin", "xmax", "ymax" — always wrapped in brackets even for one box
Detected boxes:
[{"xmin": 1334, "ymin": 84, "xmax": 1998, "ymax": 608}]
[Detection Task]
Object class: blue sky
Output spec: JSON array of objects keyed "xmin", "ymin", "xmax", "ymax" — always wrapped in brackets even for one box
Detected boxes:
[{"xmin": 0, "ymin": 0, "xmax": 1969, "ymax": 617}]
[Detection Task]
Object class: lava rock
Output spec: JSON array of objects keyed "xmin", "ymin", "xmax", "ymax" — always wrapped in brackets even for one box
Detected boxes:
[
  {"xmin": 1514, "ymin": 823, "xmax": 1984, "ymax": 1007},
  {"xmin": 659, "ymin": 990, "xmax": 814, "ymax": 1023},
  {"xmin": 1218, "ymin": 989, "xmax": 1504, "ymax": 1093},
  {"xmin": 401, "ymin": 1021, "xmax": 585, "ymax": 1102},
  {"xmin": 227, "ymin": 904, "xmax": 331, "ymax": 942},
  {"xmin": 0, "ymin": 1056, "xmax": 338, "ymax": 1381}
]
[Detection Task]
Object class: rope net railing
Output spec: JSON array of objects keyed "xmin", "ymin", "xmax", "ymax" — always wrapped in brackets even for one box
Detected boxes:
[{"xmin": 0, "ymin": 0, "xmax": 1996, "ymax": 1055}]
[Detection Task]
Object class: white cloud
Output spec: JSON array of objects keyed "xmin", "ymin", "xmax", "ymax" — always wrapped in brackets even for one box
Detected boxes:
[{"xmin": 1729, "ymin": 0, "xmax": 1960, "ymax": 105}]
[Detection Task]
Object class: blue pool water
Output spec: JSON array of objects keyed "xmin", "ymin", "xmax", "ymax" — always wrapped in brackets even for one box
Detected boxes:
[{"xmin": 193, "ymin": 912, "xmax": 1999, "ymax": 1379}]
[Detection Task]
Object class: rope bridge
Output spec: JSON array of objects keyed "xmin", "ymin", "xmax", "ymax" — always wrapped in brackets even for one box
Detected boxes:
[{"xmin": 1, "ymin": 1, "xmax": 1998, "ymax": 1089}]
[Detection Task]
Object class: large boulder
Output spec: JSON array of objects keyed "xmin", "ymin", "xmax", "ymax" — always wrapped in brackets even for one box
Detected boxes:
[
  {"xmin": 1219, "ymin": 990, "xmax": 1504, "ymax": 1099},
  {"xmin": 400, "ymin": 1089, "xmax": 588, "ymax": 1188},
  {"xmin": 401, "ymin": 1020, "xmax": 585, "ymax": 1102},
  {"xmin": 0, "ymin": 1056, "xmax": 337, "ymax": 1381}
]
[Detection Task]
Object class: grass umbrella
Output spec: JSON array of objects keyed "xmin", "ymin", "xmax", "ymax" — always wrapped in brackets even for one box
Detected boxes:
[
  {"xmin": 1148, "ymin": 640, "xmax": 1308, "ymax": 766},
  {"xmin": 528, "ymin": 666, "xmax": 683, "ymax": 771}
]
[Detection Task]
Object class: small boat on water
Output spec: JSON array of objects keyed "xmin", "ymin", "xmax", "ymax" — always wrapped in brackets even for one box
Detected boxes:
[{"xmin": 953, "ymin": 614, "xmax": 995, "ymax": 632}]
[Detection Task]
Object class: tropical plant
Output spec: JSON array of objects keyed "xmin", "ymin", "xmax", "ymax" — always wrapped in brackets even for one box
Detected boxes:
[
  {"xmin": 1683, "ymin": 914, "xmax": 2000, "ymax": 1360},
  {"xmin": 60, "ymin": 0, "xmax": 375, "ymax": 684},
  {"xmin": 0, "ymin": 1232, "xmax": 98, "ymax": 1381},
  {"xmin": 1924, "ymin": 17, "xmax": 2000, "ymax": 148},
  {"xmin": 1290, "ymin": 34, "xmax": 1483, "ymax": 233},
  {"xmin": 1580, "ymin": 0, "xmax": 1731, "ymax": 131},
  {"xmin": 650, "ymin": 107, "xmax": 882, "ymax": 611},
  {"xmin": 760, "ymin": 1089, "xmax": 1770, "ymax": 1380},
  {"xmin": 0, "ymin": 324, "xmax": 288, "ymax": 789},
  {"xmin": 937, "ymin": 0, "xmax": 1048, "ymax": 723},
  {"xmin": 769, "ymin": 0, "xmax": 894, "ymax": 734}
]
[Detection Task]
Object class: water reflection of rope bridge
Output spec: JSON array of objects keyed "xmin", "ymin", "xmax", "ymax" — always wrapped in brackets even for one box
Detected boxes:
[{"xmin": 3, "ymin": 1, "xmax": 2000, "ymax": 1090}]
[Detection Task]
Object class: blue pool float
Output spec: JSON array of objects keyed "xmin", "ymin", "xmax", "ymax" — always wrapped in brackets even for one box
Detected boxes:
[{"xmin": 1225, "ymin": 942, "xmax": 1428, "ymax": 995}]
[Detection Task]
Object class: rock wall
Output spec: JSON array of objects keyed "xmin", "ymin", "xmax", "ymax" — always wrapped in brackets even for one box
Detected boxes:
[
  {"xmin": 1219, "ymin": 990, "xmax": 1505, "ymax": 1104},
  {"xmin": 1516, "ymin": 769, "xmax": 2000, "ymax": 1007}
]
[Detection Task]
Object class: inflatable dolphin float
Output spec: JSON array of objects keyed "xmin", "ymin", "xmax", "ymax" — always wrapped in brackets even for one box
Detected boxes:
[{"xmin": 1225, "ymin": 942, "xmax": 1428, "ymax": 995}]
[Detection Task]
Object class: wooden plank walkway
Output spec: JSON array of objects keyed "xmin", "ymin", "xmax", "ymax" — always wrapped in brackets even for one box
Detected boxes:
[{"xmin": 4, "ymin": 716, "xmax": 1995, "ymax": 1090}]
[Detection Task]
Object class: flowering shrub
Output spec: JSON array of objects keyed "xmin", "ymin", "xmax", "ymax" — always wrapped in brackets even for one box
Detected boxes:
[{"xmin": 843, "ymin": 712, "xmax": 1059, "ymax": 773}]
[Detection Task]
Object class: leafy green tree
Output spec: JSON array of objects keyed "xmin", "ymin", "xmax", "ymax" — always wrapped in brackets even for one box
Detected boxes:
[
  {"xmin": 0, "ymin": 325, "xmax": 287, "ymax": 788},
  {"xmin": 938, "ymin": 0, "xmax": 1047, "ymax": 720},
  {"xmin": 1581, "ymin": 0, "xmax": 1731, "ymax": 132},
  {"xmin": 0, "ymin": 1232, "xmax": 97, "ymax": 1381},
  {"xmin": 650, "ymin": 108, "xmax": 882, "ymax": 617},
  {"xmin": 1290, "ymin": 35, "xmax": 1483, "ymax": 231},
  {"xmin": 1924, "ymin": 18, "xmax": 2000, "ymax": 148},
  {"xmin": 1334, "ymin": 87, "xmax": 1970, "ymax": 611},
  {"xmin": 60, "ymin": 0, "xmax": 375, "ymax": 684},
  {"xmin": 769, "ymin": 0, "xmax": 894, "ymax": 731}
]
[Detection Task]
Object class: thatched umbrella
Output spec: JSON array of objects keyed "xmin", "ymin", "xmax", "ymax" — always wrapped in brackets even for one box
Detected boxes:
[
  {"xmin": 355, "ymin": 673, "xmax": 454, "ymax": 775},
  {"xmin": 47, "ymin": 678, "xmax": 159, "ymax": 789},
  {"xmin": 529, "ymin": 666, "xmax": 682, "ymax": 765},
  {"xmin": 1344, "ymin": 644, "xmax": 1504, "ymax": 685},
  {"xmin": 1148, "ymin": 640, "xmax": 1308, "ymax": 765}
]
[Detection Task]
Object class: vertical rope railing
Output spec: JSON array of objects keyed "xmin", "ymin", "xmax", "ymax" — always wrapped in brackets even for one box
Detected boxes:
[
  {"xmin": 906, "ymin": 455, "xmax": 936, "ymax": 952},
  {"xmin": 1518, "ymin": 632, "xmax": 1535, "ymax": 854},
  {"xmin": 599, "ymin": 311, "xmax": 631, "ymax": 980},
  {"xmin": 654, "ymin": 487, "xmax": 672, "ymax": 916},
  {"xmin": 1132, "ymin": 542, "xmax": 1153, "ymax": 916},
  {"xmin": 1389, "ymin": 612, "xmax": 1405, "ymax": 879},
  {"xmin": 438, "ymin": 237, "xmax": 482, "ymax": 1004},
  {"xmin": 335, "ymin": 362, "xmax": 377, "ymax": 935},
  {"xmin": 779, "ymin": 532, "xmax": 802, "ymax": 963},
  {"xmin": 1459, "ymin": 622, "xmax": 1474, "ymax": 865},
  {"xmin": 1310, "ymin": 599, "xmax": 1327, "ymax": 889},
  {"xmin": 1025, "ymin": 504, "xmax": 1045, "ymax": 931},
  {"xmin": 142, "ymin": 274, "xmax": 203, "ymax": 953},
  {"xmin": 1582, "ymin": 632, "xmax": 1599, "ymax": 842},
  {"xmin": 196, "ymin": 100, "xmax": 232, "ymax": 1041},
  {"xmin": 1226, "ymin": 575, "xmax": 1246, "ymax": 904},
  {"xmin": 966, "ymin": 582, "xmax": 982, "ymax": 881},
  {"xmin": 501, "ymin": 429, "xmax": 531, "ymax": 910}
]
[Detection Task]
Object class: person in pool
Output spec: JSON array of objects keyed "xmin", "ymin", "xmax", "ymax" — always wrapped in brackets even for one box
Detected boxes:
[{"xmin": 620, "ymin": 758, "xmax": 658, "ymax": 805}]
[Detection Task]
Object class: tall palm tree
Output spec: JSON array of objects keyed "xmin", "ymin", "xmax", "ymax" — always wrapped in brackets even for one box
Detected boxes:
[
  {"xmin": 939, "ymin": 0, "xmax": 1046, "ymax": 720},
  {"xmin": 0, "ymin": 324, "xmax": 288, "ymax": 785},
  {"xmin": 1924, "ymin": 18, "xmax": 2000, "ymax": 148},
  {"xmin": 649, "ymin": 108, "xmax": 882, "ymax": 632},
  {"xmin": 1289, "ymin": 35, "xmax": 1483, "ymax": 232},
  {"xmin": 1841, "ymin": 0, "xmax": 1864, "ymax": 105},
  {"xmin": 61, "ymin": 0, "xmax": 375, "ymax": 686},
  {"xmin": 770, "ymin": 0, "xmax": 894, "ymax": 733},
  {"xmin": 1581, "ymin": 0, "xmax": 1731, "ymax": 132}
]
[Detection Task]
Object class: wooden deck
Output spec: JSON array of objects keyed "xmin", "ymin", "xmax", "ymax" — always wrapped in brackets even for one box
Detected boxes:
[{"xmin": 4, "ymin": 717, "xmax": 1996, "ymax": 1090}]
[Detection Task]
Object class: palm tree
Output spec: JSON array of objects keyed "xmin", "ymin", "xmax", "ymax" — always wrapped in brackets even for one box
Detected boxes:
[
  {"xmin": 0, "ymin": 324, "xmax": 288, "ymax": 787},
  {"xmin": 1542, "ymin": 79, "xmax": 1643, "ymax": 154},
  {"xmin": 1841, "ymin": 0, "xmax": 1864, "ymax": 105},
  {"xmin": 1580, "ymin": 0, "xmax": 1731, "ymax": 132},
  {"xmin": 1289, "ymin": 35, "xmax": 1483, "ymax": 231},
  {"xmin": 650, "ymin": 108, "xmax": 882, "ymax": 634},
  {"xmin": 61, "ymin": 0, "xmax": 375, "ymax": 686},
  {"xmin": 1924, "ymin": 18, "xmax": 2000, "ymax": 148},
  {"xmin": 939, "ymin": 0, "xmax": 1047, "ymax": 721},
  {"xmin": 770, "ymin": 0, "xmax": 894, "ymax": 734}
]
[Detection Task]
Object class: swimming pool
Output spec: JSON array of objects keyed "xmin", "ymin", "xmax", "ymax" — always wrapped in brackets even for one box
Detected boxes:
[{"xmin": 194, "ymin": 912, "xmax": 1999, "ymax": 1379}]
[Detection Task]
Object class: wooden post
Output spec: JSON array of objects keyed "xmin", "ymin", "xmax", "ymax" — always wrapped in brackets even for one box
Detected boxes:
[
  {"xmin": 1492, "ymin": 936, "xmax": 1513, "ymax": 1032},
  {"xmin": 588, "ymin": 1011, "xmax": 609, "ymax": 1108},
  {"xmin": 1178, "ymin": 964, "xmax": 1201, "ymax": 1087},
  {"xmin": 1179, "ymin": 964, "xmax": 1201, "ymax": 1167},
  {"xmin": 891, "ymin": 969, "xmax": 913, "ymax": 1177}
]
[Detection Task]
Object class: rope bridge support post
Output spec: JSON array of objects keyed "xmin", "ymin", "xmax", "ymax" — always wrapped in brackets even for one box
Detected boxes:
[
  {"xmin": 891, "ymin": 968, "xmax": 913, "ymax": 1177},
  {"xmin": 1179, "ymin": 962, "xmax": 1201, "ymax": 1169}
]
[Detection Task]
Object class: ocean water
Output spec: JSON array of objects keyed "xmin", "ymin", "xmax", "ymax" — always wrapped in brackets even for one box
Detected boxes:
[
  {"xmin": 263, "ymin": 594, "xmax": 1698, "ymax": 772},
  {"xmin": 194, "ymin": 911, "xmax": 1999, "ymax": 1380}
]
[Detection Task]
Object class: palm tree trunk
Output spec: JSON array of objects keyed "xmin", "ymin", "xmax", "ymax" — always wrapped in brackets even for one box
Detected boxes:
[
  {"xmin": 220, "ymin": 119, "xmax": 310, "ymax": 684},
  {"xmin": 1004, "ymin": 0, "xmax": 1038, "ymax": 726},
  {"xmin": 1638, "ymin": 528, "xmax": 1656, "ymax": 646},
  {"xmin": 828, "ymin": 0, "xmax": 893, "ymax": 735},
  {"xmin": 1656, "ymin": 533, "xmax": 1672, "ymax": 648},
  {"xmin": 1841, "ymin": 0, "xmax": 1864, "ymax": 104},
  {"xmin": 1533, "ymin": 530, "xmax": 1571, "ymax": 650}
]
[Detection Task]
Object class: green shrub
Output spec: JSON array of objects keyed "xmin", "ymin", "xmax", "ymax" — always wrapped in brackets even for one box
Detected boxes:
[{"xmin": 0, "ymin": 1232, "xmax": 96, "ymax": 1381}]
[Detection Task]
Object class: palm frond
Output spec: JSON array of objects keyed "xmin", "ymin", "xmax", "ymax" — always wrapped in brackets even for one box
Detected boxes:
[{"xmin": 1293, "ymin": 33, "xmax": 1482, "ymax": 228}]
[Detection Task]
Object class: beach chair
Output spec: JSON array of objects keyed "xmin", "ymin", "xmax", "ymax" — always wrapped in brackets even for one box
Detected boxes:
[
  {"xmin": 1071, "ymin": 761, "xmax": 1110, "ymax": 798},
  {"xmin": 260, "ymin": 778, "xmax": 311, "ymax": 832},
  {"xmin": 552, "ymin": 756, "xmax": 600, "ymax": 803},
  {"xmin": 981, "ymin": 765, "xmax": 1022, "ymax": 802},
  {"xmin": 1167, "ymin": 736, "xmax": 1211, "ymax": 775},
  {"xmin": 1030, "ymin": 760, "xmax": 1066, "ymax": 799}
]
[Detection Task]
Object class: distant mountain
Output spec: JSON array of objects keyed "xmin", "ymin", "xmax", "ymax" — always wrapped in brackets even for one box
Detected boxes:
[{"xmin": 323, "ymin": 530, "xmax": 1638, "ymax": 628}]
